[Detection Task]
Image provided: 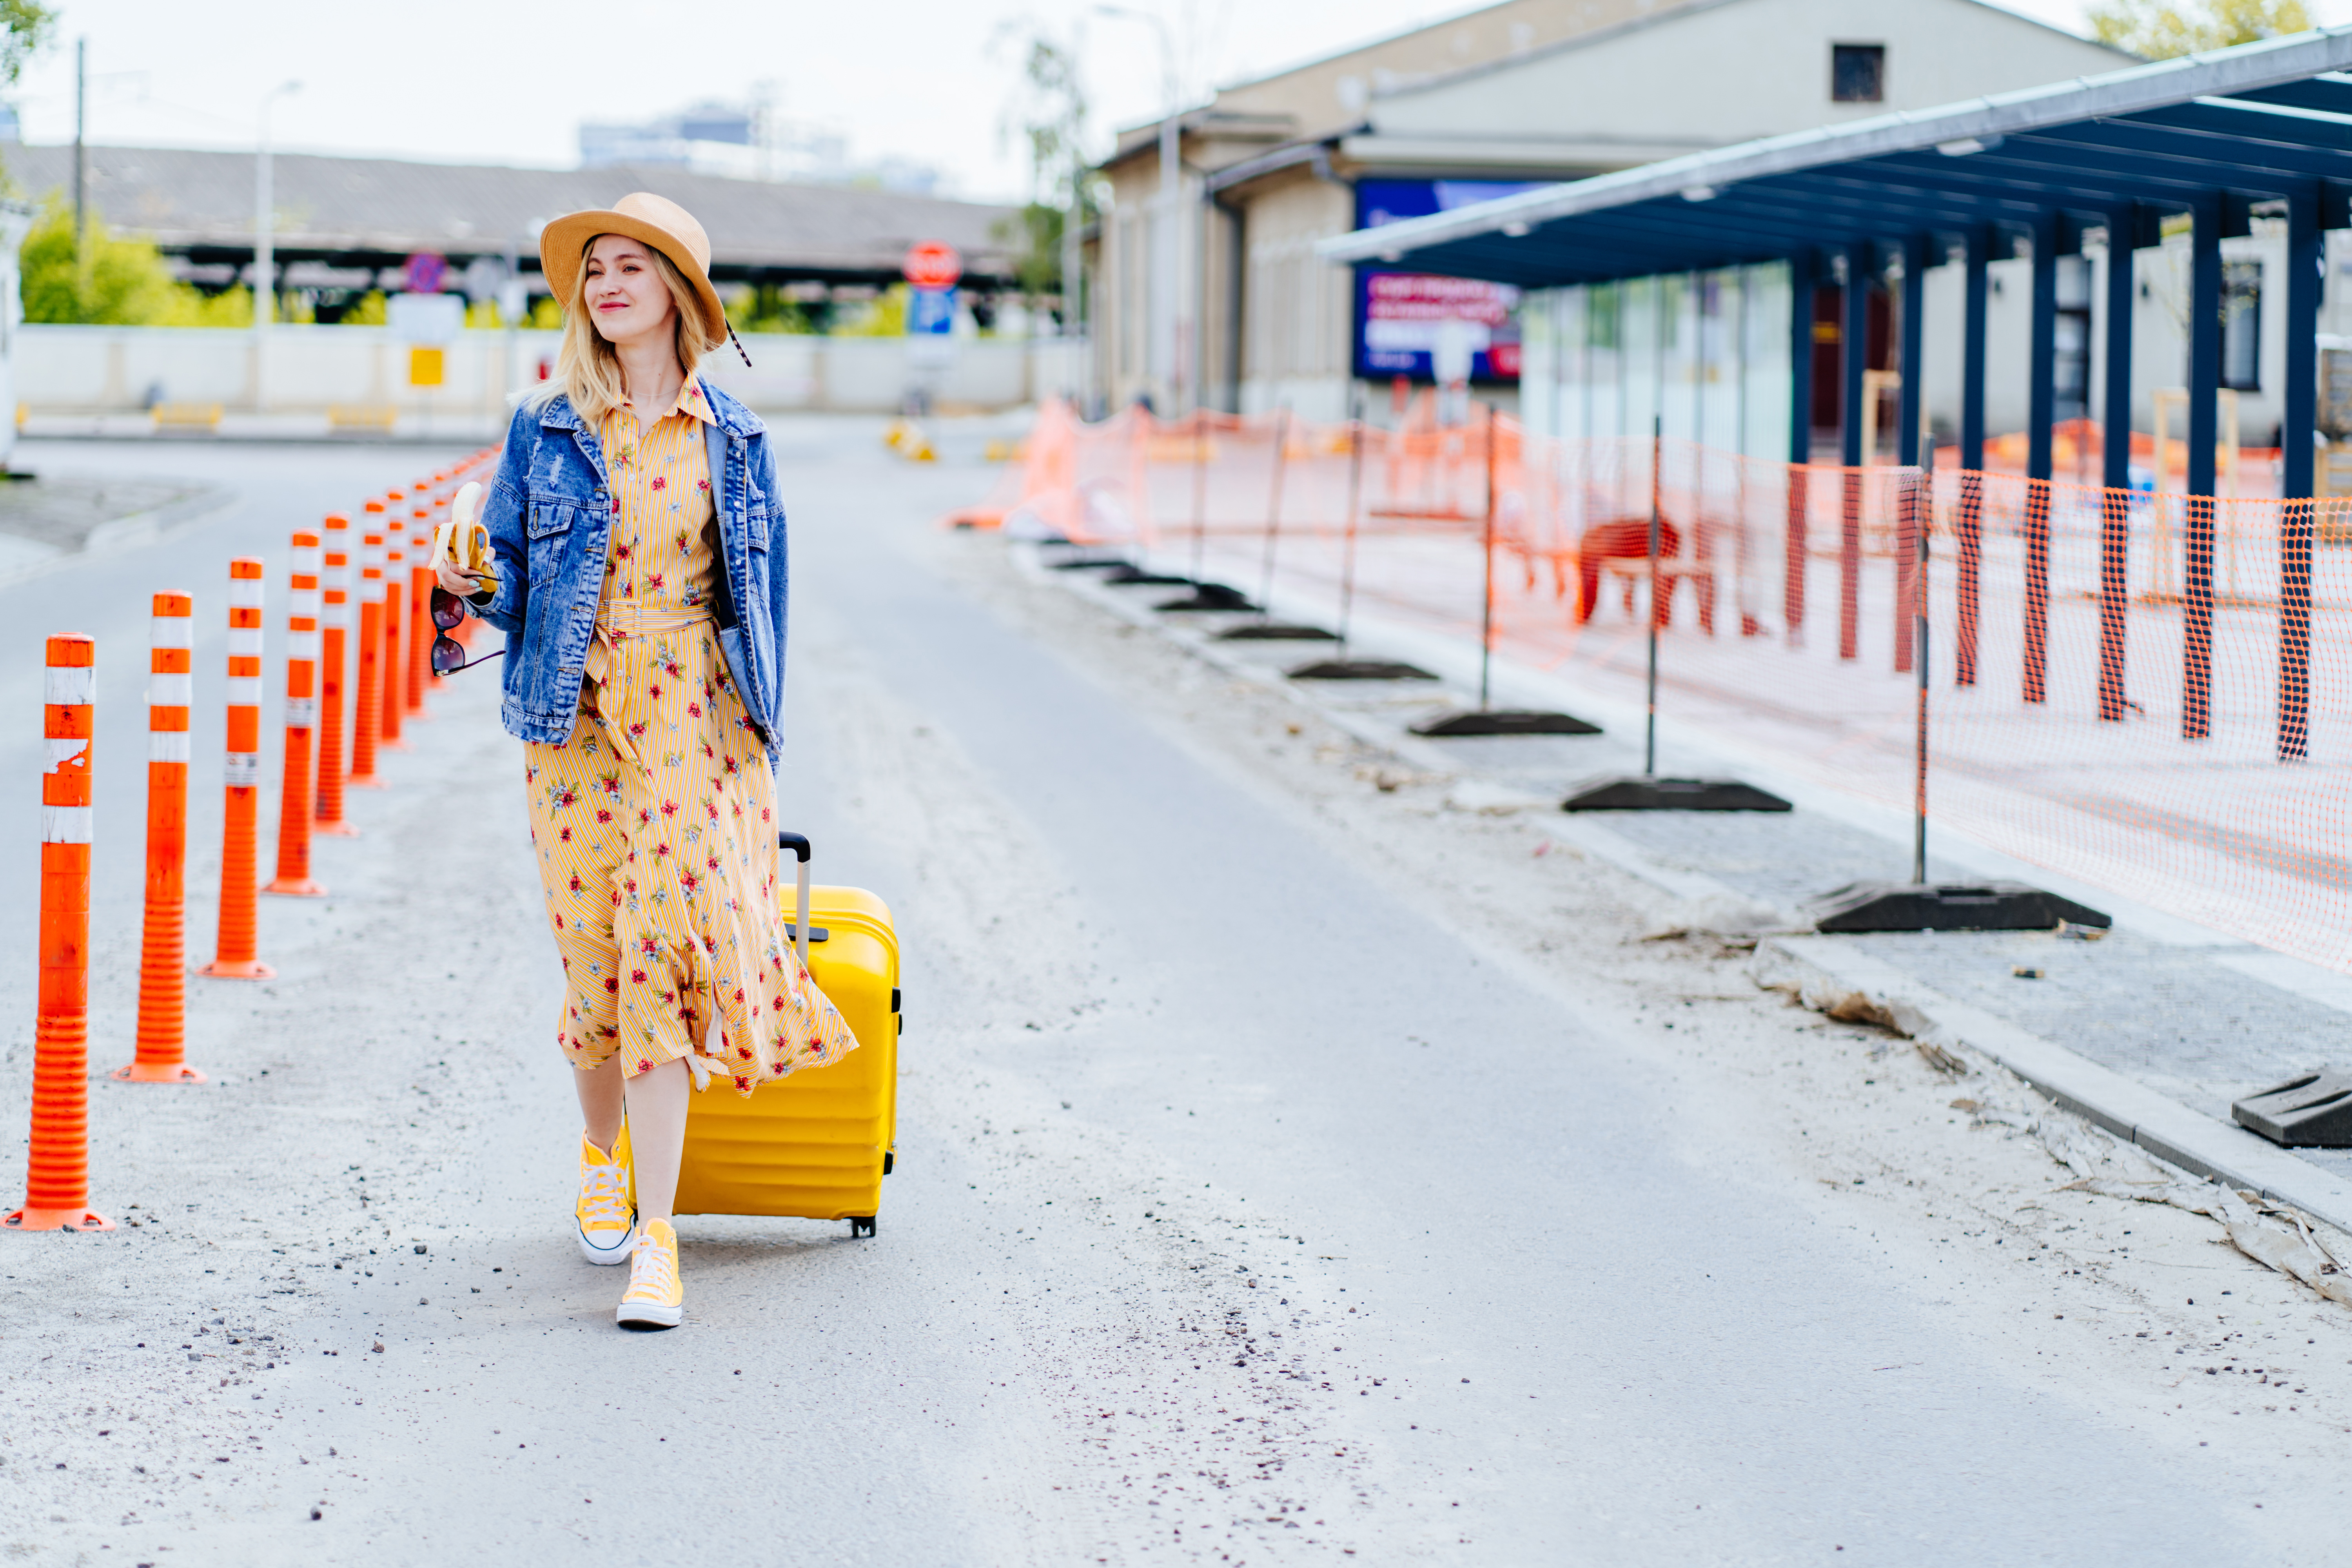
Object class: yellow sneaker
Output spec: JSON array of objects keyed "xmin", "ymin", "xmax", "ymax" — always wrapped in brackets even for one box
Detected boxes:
[
  {"xmin": 616, "ymin": 1218, "xmax": 682, "ymax": 1329},
  {"xmin": 574, "ymin": 1124, "xmax": 636, "ymax": 1266}
]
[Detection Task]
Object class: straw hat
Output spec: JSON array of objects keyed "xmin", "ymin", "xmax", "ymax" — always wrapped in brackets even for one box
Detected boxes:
[{"xmin": 539, "ymin": 192, "xmax": 728, "ymax": 345}]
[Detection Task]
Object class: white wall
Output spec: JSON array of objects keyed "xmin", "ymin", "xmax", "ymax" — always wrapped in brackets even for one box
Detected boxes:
[
  {"xmin": 1371, "ymin": 0, "xmax": 2131, "ymax": 148},
  {"xmin": 16, "ymin": 325, "xmax": 1085, "ymax": 416}
]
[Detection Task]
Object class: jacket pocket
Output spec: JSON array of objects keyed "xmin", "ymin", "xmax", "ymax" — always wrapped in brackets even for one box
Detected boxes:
[{"xmin": 525, "ymin": 502, "xmax": 577, "ymax": 582}]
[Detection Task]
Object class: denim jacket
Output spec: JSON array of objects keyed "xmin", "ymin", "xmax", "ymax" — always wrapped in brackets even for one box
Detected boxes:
[{"xmin": 470, "ymin": 383, "xmax": 788, "ymax": 757}]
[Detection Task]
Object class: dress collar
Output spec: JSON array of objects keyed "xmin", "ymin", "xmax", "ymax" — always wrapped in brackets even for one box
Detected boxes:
[{"xmin": 615, "ymin": 372, "xmax": 717, "ymax": 429}]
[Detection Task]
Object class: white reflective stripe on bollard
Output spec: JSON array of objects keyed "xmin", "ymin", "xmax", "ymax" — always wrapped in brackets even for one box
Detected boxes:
[
  {"xmin": 44, "ymin": 666, "xmax": 94, "ymax": 705},
  {"xmin": 42, "ymin": 805, "xmax": 93, "ymax": 844}
]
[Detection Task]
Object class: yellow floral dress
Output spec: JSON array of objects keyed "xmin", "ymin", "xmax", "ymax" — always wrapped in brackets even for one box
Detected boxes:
[{"xmin": 524, "ymin": 374, "xmax": 857, "ymax": 1092}]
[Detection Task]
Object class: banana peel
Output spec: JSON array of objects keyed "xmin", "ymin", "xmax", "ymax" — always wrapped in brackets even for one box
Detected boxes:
[{"xmin": 431, "ymin": 480, "xmax": 500, "ymax": 596}]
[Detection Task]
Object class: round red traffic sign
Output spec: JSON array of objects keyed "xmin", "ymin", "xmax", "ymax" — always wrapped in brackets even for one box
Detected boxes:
[{"xmin": 902, "ymin": 241, "xmax": 963, "ymax": 290}]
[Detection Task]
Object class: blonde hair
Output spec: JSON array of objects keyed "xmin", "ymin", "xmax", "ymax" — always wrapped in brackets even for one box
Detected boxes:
[{"xmin": 533, "ymin": 235, "xmax": 721, "ymax": 423}]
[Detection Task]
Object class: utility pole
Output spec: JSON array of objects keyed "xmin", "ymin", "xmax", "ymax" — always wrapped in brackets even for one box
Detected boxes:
[
  {"xmin": 1098, "ymin": 5, "xmax": 1183, "ymax": 414},
  {"xmin": 1064, "ymin": 144, "xmax": 1086, "ymax": 408},
  {"xmin": 72, "ymin": 39, "xmax": 84, "ymax": 274}
]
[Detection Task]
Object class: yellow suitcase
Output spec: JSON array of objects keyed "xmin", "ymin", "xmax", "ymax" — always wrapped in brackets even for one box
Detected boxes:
[{"xmin": 673, "ymin": 832, "xmax": 900, "ymax": 1234}]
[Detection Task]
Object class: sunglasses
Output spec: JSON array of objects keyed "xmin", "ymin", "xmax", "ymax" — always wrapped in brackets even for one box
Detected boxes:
[{"xmin": 430, "ymin": 586, "xmax": 506, "ymax": 675}]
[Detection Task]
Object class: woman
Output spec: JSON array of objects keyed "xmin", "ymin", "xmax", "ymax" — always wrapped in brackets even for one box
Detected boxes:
[{"xmin": 440, "ymin": 192, "xmax": 858, "ymax": 1330}]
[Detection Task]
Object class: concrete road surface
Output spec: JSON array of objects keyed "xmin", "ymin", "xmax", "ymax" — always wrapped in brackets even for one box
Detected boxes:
[{"xmin": 2, "ymin": 428, "xmax": 2347, "ymax": 1566}]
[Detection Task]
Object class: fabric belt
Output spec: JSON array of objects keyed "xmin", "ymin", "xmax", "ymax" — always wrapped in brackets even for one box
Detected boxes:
[
  {"xmin": 595, "ymin": 603, "xmax": 714, "ymax": 640},
  {"xmin": 584, "ymin": 603, "xmax": 715, "ymax": 688}
]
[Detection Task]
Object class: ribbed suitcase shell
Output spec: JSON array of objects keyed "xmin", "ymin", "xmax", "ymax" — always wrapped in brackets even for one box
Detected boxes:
[{"xmin": 673, "ymin": 884, "xmax": 899, "ymax": 1220}]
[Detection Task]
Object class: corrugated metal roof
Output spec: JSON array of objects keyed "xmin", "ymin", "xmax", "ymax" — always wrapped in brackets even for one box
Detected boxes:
[
  {"xmin": 5, "ymin": 144, "xmax": 1020, "ymax": 281},
  {"xmin": 1318, "ymin": 25, "xmax": 2352, "ymax": 273}
]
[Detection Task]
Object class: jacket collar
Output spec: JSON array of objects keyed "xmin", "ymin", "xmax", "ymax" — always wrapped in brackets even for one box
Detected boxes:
[
  {"xmin": 695, "ymin": 379, "xmax": 763, "ymax": 440},
  {"xmin": 534, "ymin": 381, "xmax": 762, "ymax": 441}
]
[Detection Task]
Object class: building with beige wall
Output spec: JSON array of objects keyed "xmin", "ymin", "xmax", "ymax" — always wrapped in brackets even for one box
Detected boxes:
[{"xmin": 1093, "ymin": 0, "xmax": 2130, "ymax": 421}]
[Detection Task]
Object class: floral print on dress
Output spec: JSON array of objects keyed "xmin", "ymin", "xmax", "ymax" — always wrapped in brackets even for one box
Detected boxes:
[{"xmin": 523, "ymin": 374, "xmax": 857, "ymax": 1090}]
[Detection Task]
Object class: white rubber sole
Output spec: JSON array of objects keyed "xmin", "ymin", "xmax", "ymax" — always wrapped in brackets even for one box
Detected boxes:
[
  {"xmin": 577, "ymin": 1221, "xmax": 636, "ymax": 1266},
  {"xmin": 615, "ymin": 1297, "xmax": 682, "ymax": 1328}
]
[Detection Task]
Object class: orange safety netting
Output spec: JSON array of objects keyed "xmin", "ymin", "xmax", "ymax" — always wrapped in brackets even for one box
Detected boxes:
[{"xmin": 980, "ymin": 398, "xmax": 2352, "ymax": 974}]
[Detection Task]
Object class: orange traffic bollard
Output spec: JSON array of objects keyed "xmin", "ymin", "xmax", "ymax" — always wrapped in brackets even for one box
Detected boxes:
[
  {"xmin": 116, "ymin": 593, "xmax": 203, "ymax": 1083},
  {"xmin": 314, "ymin": 512, "xmax": 357, "ymax": 836},
  {"xmin": 7, "ymin": 633, "xmax": 112, "ymax": 1230},
  {"xmin": 266, "ymin": 530, "xmax": 325, "ymax": 896},
  {"xmin": 381, "ymin": 529, "xmax": 407, "ymax": 751},
  {"xmin": 200, "ymin": 558, "xmax": 274, "ymax": 980},
  {"xmin": 406, "ymin": 502, "xmax": 434, "ymax": 712},
  {"xmin": 350, "ymin": 523, "xmax": 386, "ymax": 789}
]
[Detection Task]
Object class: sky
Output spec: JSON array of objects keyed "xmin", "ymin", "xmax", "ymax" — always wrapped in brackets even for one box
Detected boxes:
[{"xmin": 11, "ymin": 0, "xmax": 2349, "ymax": 207}]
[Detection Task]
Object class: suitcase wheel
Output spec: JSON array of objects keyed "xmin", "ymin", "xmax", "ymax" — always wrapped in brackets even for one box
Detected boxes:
[{"xmin": 849, "ymin": 1215, "xmax": 877, "ymax": 1238}]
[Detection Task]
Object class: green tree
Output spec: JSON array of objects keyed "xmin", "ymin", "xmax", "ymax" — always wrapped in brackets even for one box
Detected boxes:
[
  {"xmin": 2087, "ymin": 0, "xmax": 2312, "ymax": 58},
  {"xmin": 0, "ymin": 0, "xmax": 50, "ymax": 85},
  {"xmin": 18, "ymin": 195, "xmax": 247, "ymax": 324},
  {"xmin": 724, "ymin": 281, "xmax": 818, "ymax": 335},
  {"xmin": 833, "ymin": 284, "xmax": 909, "ymax": 338},
  {"xmin": 993, "ymin": 24, "xmax": 1093, "ymax": 310}
]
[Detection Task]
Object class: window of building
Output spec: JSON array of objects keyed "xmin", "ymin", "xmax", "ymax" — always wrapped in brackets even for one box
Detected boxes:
[
  {"xmin": 1832, "ymin": 44, "xmax": 1885, "ymax": 103},
  {"xmin": 2223, "ymin": 260, "xmax": 2261, "ymax": 391}
]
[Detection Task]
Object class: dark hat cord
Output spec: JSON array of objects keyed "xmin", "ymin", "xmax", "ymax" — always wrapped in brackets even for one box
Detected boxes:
[{"xmin": 728, "ymin": 323, "xmax": 753, "ymax": 368}]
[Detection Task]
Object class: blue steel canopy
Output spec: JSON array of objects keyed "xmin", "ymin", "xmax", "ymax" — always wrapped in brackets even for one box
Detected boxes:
[{"xmin": 1316, "ymin": 28, "xmax": 2352, "ymax": 285}]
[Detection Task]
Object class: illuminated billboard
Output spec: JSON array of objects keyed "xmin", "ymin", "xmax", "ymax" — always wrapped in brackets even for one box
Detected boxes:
[{"xmin": 1352, "ymin": 180, "xmax": 1541, "ymax": 383}]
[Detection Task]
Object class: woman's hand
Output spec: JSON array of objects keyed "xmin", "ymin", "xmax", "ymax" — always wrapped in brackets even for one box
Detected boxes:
[
  {"xmin": 435, "ymin": 480, "xmax": 493, "ymax": 599},
  {"xmin": 435, "ymin": 560, "xmax": 488, "ymax": 597}
]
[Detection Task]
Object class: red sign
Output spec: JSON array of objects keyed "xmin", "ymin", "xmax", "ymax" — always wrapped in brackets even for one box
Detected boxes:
[{"xmin": 902, "ymin": 241, "xmax": 963, "ymax": 290}]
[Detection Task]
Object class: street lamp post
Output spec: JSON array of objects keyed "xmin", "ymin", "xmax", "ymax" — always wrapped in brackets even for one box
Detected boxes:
[
  {"xmin": 253, "ymin": 80, "xmax": 301, "ymax": 414},
  {"xmin": 1097, "ymin": 5, "xmax": 1184, "ymax": 415}
]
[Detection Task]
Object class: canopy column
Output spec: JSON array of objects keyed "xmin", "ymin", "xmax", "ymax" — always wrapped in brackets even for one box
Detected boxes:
[
  {"xmin": 2279, "ymin": 186, "xmax": 2321, "ymax": 760},
  {"xmin": 1895, "ymin": 235, "xmax": 1927, "ymax": 674},
  {"xmin": 2183, "ymin": 194, "xmax": 2221, "ymax": 741},
  {"xmin": 1786, "ymin": 251, "xmax": 1814, "ymax": 646},
  {"xmin": 2098, "ymin": 207, "xmax": 2136, "ymax": 722},
  {"xmin": 1956, "ymin": 226, "xmax": 1990, "ymax": 687},
  {"xmin": 1840, "ymin": 243, "xmax": 1870, "ymax": 661},
  {"xmin": 2024, "ymin": 212, "xmax": 2058, "ymax": 704}
]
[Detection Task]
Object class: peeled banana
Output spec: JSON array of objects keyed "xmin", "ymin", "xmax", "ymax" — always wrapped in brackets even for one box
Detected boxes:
[{"xmin": 431, "ymin": 480, "xmax": 500, "ymax": 595}]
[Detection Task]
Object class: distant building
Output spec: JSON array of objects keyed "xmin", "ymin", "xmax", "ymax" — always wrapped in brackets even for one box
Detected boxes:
[
  {"xmin": 1094, "ymin": 0, "xmax": 2132, "ymax": 420},
  {"xmin": 580, "ymin": 100, "xmax": 943, "ymax": 196},
  {"xmin": 7, "ymin": 143, "xmax": 1013, "ymax": 322}
]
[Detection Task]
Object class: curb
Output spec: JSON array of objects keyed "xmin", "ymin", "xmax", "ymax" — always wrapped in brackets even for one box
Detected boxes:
[
  {"xmin": 1756, "ymin": 934, "xmax": 2352, "ymax": 1234},
  {"xmin": 0, "ymin": 486, "xmax": 241, "ymax": 595}
]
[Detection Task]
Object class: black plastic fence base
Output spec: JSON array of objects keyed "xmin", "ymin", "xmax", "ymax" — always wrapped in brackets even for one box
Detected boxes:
[
  {"xmin": 1100, "ymin": 565, "xmax": 1193, "ymax": 586},
  {"xmin": 1215, "ymin": 622, "xmax": 1338, "ymax": 642},
  {"xmin": 1411, "ymin": 708, "xmax": 1602, "ymax": 737},
  {"xmin": 2233, "ymin": 1071, "xmax": 2352, "ymax": 1147},
  {"xmin": 1156, "ymin": 583, "xmax": 1257, "ymax": 612},
  {"xmin": 1563, "ymin": 775, "xmax": 1791, "ymax": 812},
  {"xmin": 1806, "ymin": 880, "xmax": 2111, "ymax": 933},
  {"xmin": 1287, "ymin": 658, "xmax": 1440, "ymax": 681}
]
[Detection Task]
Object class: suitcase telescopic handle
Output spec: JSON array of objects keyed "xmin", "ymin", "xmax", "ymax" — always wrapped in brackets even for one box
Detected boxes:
[{"xmin": 778, "ymin": 831, "xmax": 812, "ymax": 968}]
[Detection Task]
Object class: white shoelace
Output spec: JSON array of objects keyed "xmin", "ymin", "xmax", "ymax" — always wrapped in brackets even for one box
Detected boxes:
[
  {"xmin": 579, "ymin": 1159, "xmax": 631, "ymax": 1228},
  {"xmin": 624, "ymin": 1231, "xmax": 678, "ymax": 1299}
]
